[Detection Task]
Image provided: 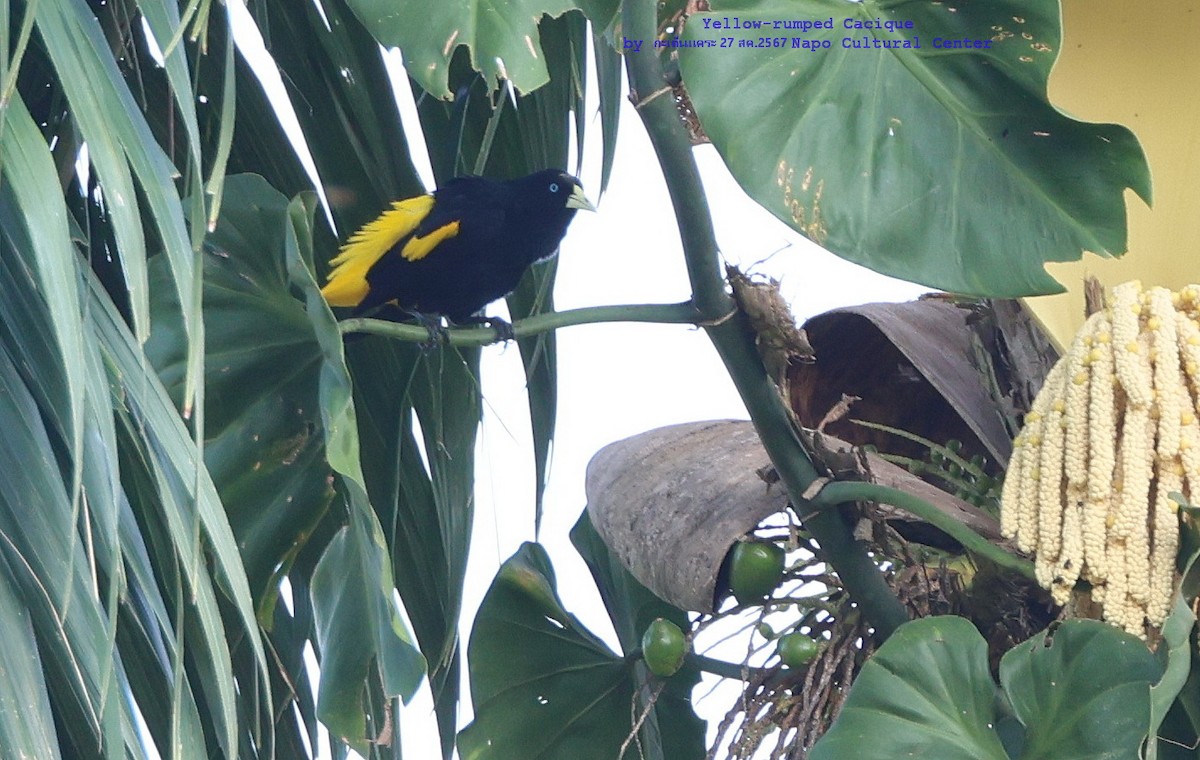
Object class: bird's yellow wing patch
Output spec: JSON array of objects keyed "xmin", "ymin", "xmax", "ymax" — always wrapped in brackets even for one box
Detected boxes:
[
  {"xmin": 401, "ymin": 220, "xmax": 460, "ymax": 262},
  {"xmin": 321, "ymin": 194, "xmax": 435, "ymax": 307}
]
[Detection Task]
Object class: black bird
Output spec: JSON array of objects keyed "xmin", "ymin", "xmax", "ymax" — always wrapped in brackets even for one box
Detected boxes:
[{"xmin": 322, "ymin": 169, "xmax": 595, "ymax": 327}]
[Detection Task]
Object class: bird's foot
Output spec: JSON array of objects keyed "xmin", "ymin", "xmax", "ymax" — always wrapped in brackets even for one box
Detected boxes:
[
  {"xmin": 413, "ymin": 312, "xmax": 451, "ymax": 349},
  {"xmin": 482, "ymin": 316, "xmax": 516, "ymax": 343},
  {"xmin": 455, "ymin": 315, "xmax": 515, "ymax": 343}
]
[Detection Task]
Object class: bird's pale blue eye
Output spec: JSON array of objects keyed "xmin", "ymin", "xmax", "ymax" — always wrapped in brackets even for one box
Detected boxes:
[{"xmin": 549, "ymin": 182, "xmax": 559, "ymax": 193}]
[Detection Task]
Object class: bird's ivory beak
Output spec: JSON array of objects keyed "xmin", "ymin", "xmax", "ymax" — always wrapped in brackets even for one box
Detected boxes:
[{"xmin": 566, "ymin": 185, "xmax": 597, "ymax": 212}]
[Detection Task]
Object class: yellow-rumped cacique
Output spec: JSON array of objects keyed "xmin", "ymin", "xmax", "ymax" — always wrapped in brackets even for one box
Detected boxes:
[{"xmin": 321, "ymin": 168, "xmax": 595, "ymax": 326}]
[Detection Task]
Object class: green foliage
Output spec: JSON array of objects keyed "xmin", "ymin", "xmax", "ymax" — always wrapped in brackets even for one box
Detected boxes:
[
  {"xmin": 809, "ymin": 616, "xmax": 1009, "ymax": 760},
  {"xmin": 146, "ymin": 178, "xmax": 333, "ymax": 604},
  {"xmin": 810, "ymin": 616, "xmax": 1165, "ymax": 760},
  {"xmin": 1001, "ymin": 621, "xmax": 1162, "ymax": 759},
  {"xmin": 1144, "ymin": 585, "xmax": 1195, "ymax": 758},
  {"xmin": 1, "ymin": 181, "xmax": 272, "ymax": 757},
  {"xmin": 344, "ymin": 0, "xmax": 616, "ymax": 97},
  {"xmin": 853, "ymin": 421, "xmax": 1002, "ymax": 510},
  {"xmin": 571, "ymin": 512, "xmax": 706, "ymax": 760},
  {"xmin": 679, "ymin": 0, "xmax": 1150, "ymax": 297},
  {"xmin": 233, "ymin": 0, "xmax": 425, "ymax": 226},
  {"xmin": 146, "ymin": 174, "xmax": 427, "ymax": 749},
  {"xmin": 458, "ymin": 540, "xmax": 703, "ymax": 760},
  {"xmin": 0, "ymin": 572, "xmax": 61, "ymax": 756}
]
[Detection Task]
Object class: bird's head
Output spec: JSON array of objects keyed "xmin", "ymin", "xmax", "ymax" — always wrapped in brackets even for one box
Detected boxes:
[{"xmin": 524, "ymin": 169, "xmax": 596, "ymax": 213}]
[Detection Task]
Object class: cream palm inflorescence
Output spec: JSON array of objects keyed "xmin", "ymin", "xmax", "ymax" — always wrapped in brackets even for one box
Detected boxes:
[{"xmin": 1000, "ymin": 281, "xmax": 1200, "ymax": 636}]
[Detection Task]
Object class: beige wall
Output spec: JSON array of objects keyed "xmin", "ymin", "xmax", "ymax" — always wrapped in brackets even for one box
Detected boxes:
[{"xmin": 1028, "ymin": 0, "xmax": 1200, "ymax": 346}]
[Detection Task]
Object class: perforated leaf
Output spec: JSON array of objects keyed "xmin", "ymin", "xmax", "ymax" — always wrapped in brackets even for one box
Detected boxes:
[{"xmin": 679, "ymin": 0, "xmax": 1150, "ymax": 297}]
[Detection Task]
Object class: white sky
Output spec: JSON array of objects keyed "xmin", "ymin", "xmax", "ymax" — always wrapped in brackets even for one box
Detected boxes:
[{"xmin": 227, "ymin": 4, "xmax": 927, "ymax": 756}]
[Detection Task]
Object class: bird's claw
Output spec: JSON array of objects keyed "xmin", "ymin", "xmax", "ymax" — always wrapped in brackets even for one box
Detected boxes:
[
  {"xmin": 414, "ymin": 313, "xmax": 451, "ymax": 349},
  {"xmin": 482, "ymin": 317, "xmax": 516, "ymax": 344},
  {"xmin": 452, "ymin": 315, "xmax": 516, "ymax": 344}
]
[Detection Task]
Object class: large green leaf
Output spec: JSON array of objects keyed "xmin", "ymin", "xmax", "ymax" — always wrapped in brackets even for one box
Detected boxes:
[
  {"xmin": 148, "ymin": 173, "xmax": 425, "ymax": 749},
  {"xmin": 811, "ymin": 616, "xmax": 1163, "ymax": 759},
  {"xmin": 1147, "ymin": 597, "xmax": 1197, "ymax": 759},
  {"xmin": 1000, "ymin": 620, "xmax": 1161, "ymax": 759},
  {"xmin": 2, "ymin": 113, "xmax": 273, "ymax": 759},
  {"xmin": 0, "ymin": 92, "xmax": 86, "ymax": 498},
  {"xmin": 348, "ymin": 336, "xmax": 474, "ymax": 758},
  {"xmin": 344, "ymin": 0, "xmax": 583, "ymax": 97},
  {"xmin": 287, "ymin": 178, "xmax": 428, "ymax": 747},
  {"xmin": 223, "ymin": 18, "xmax": 461, "ymax": 731},
  {"xmin": 459, "ymin": 543, "xmax": 658, "ymax": 760},
  {"xmin": 237, "ymin": 0, "xmax": 424, "ymax": 231},
  {"xmin": 571, "ymin": 512, "xmax": 706, "ymax": 760},
  {"xmin": 810, "ymin": 616, "xmax": 1007, "ymax": 760},
  {"xmin": 679, "ymin": 0, "xmax": 1150, "ymax": 297},
  {"xmin": 224, "ymin": 5, "xmax": 531, "ymax": 752},
  {"xmin": 146, "ymin": 176, "xmax": 334, "ymax": 604},
  {"xmin": 33, "ymin": 0, "xmax": 202, "ymax": 410},
  {"xmin": 0, "ymin": 339, "xmax": 127, "ymax": 758},
  {"xmin": 92, "ymin": 270, "xmax": 278, "ymax": 759},
  {"xmin": 143, "ymin": 173, "xmax": 339, "ymax": 756},
  {"xmin": 0, "ymin": 570, "xmax": 63, "ymax": 759}
]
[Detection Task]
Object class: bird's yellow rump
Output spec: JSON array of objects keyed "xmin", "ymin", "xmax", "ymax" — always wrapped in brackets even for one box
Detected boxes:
[{"xmin": 321, "ymin": 195, "xmax": 461, "ymax": 307}]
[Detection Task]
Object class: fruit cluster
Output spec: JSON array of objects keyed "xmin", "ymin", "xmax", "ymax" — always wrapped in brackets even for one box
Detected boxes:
[
  {"xmin": 1000, "ymin": 281, "xmax": 1200, "ymax": 635},
  {"xmin": 638, "ymin": 538, "xmax": 823, "ymax": 679}
]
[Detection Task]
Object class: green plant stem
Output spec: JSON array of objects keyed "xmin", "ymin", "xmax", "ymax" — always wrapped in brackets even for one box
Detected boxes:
[
  {"xmin": 686, "ymin": 653, "xmax": 764, "ymax": 680},
  {"xmin": 621, "ymin": 0, "xmax": 909, "ymax": 640},
  {"xmin": 472, "ymin": 85, "xmax": 507, "ymax": 175},
  {"xmin": 811, "ymin": 481, "xmax": 1036, "ymax": 579},
  {"xmin": 621, "ymin": 4, "xmax": 726, "ymax": 318},
  {"xmin": 337, "ymin": 301, "xmax": 702, "ymax": 343},
  {"xmin": 629, "ymin": 649, "xmax": 779, "ymax": 684},
  {"xmin": 687, "ymin": 654, "xmax": 801, "ymax": 690}
]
